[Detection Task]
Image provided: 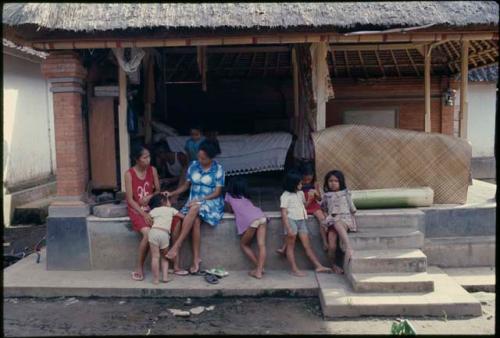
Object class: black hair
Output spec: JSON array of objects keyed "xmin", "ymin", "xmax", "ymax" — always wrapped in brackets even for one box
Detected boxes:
[
  {"xmin": 300, "ymin": 162, "xmax": 315, "ymax": 180},
  {"xmin": 283, "ymin": 169, "xmax": 303, "ymax": 193},
  {"xmin": 148, "ymin": 194, "xmax": 167, "ymax": 209},
  {"xmin": 227, "ymin": 176, "xmax": 250, "ymax": 199},
  {"xmin": 198, "ymin": 139, "xmax": 220, "ymax": 159},
  {"xmin": 190, "ymin": 125, "xmax": 203, "ymax": 133},
  {"xmin": 130, "ymin": 144, "xmax": 149, "ymax": 164},
  {"xmin": 152, "ymin": 140, "xmax": 170, "ymax": 154},
  {"xmin": 323, "ymin": 170, "xmax": 347, "ymax": 192}
]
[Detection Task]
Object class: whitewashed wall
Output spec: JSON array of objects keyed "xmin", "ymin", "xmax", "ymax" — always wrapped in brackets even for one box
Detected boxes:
[
  {"xmin": 467, "ymin": 83, "xmax": 497, "ymax": 157},
  {"xmin": 3, "ymin": 52, "xmax": 56, "ymax": 189}
]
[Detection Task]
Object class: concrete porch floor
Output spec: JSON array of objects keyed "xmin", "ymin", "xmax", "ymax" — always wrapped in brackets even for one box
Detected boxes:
[{"xmin": 4, "ymin": 249, "xmax": 494, "ymax": 318}]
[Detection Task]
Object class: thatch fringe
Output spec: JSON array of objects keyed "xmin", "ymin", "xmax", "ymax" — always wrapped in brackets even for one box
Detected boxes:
[{"xmin": 2, "ymin": 2, "xmax": 498, "ymax": 32}]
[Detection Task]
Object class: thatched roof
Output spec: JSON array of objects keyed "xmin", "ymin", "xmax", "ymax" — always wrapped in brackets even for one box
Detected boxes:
[
  {"xmin": 3, "ymin": 2, "xmax": 498, "ymax": 32},
  {"xmin": 2, "ymin": 38, "xmax": 47, "ymax": 58}
]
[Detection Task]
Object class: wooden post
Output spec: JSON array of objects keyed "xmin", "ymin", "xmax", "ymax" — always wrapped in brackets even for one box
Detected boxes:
[
  {"xmin": 291, "ymin": 47, "xmax": 299, "ymax": 132},
  {"xmin": 118, "ymin": 66, "xmax": 130, "ymax": 192},
  {"xmin": 424, "ymin": 45, "xmax": 431, "ymax": 132},
  {"xmin": 459, "ymin": 40, "xmax": 469, "ymax": 139},
  {"xmin": 313, "ymin": 42, "xmax": 327, "ymax": 131},
  {"xmin": 197, "ymin": 46, "xmax": 207, "ymax": 91}
]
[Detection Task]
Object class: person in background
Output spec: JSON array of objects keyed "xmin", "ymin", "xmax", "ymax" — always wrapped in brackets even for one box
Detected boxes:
[{"xmin": 184, "ymin": 125, "xmax": 205, "ymax": 163}]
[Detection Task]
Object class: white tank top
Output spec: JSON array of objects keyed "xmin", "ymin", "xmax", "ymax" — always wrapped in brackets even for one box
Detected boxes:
[{"xmin": 166, "ymin": 153, "xmax": 183, "ymax": 177}]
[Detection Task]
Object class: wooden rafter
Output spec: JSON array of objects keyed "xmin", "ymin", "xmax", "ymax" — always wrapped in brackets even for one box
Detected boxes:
[
  {"xmin": 390, "ymin": 50, "xmax": 401, "ymax": 77},
  {"xmin": 448, "ymin": 41, "xmax": 461, "ymax": 59},
  {"xmin": 358, "ymin": 51, "xmax": 368, "ymax": 77},
  {"xmin": 167, "ymin": 54, "xmax": 186, "ymax": 81},
  {"xmin": 263, "ymin": 52, "xmax": 269, "ymax": 77},
  {"xmin": 375, "ymin": 50, "xmax": 386, "ymax": 77},
  {"xmin": 228, "ymin": 53, "xmax": 241, "ymax": 76},
  {"xmin": 330, "ymin": 50, "xmax": 338, "ymax": 77},
  {"xmin": 406, "ymin": 49, "xmax": 420, "ymax": 76},
  {"xmin": 247, "ymin": 52, "xmax": 257, "ymax": 77},
  {"xmin": 344, "ymin": 51, "xmax": 351, "ymax": 77}
]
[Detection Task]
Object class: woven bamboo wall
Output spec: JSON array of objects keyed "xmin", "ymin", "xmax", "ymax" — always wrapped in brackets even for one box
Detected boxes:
[{"xmin": 312, "ymin": 125, "xmax": 472, "ymax": 204}]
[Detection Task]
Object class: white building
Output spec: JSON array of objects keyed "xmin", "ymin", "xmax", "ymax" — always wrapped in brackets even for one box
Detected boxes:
[{"xmin": 3, "ymin": 39, "xmax": 56, "ymax": 226}]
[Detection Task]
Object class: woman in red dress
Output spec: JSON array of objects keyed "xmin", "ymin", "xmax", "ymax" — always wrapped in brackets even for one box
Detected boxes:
[{"xmin": 125, "ymin": 145, "xmax": 187, "ymax": 280}]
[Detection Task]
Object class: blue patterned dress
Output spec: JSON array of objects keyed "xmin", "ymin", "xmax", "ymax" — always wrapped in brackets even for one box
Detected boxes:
[{"xmin": 180, "ymin": 160, "xmax": 225, "ymax": 226}]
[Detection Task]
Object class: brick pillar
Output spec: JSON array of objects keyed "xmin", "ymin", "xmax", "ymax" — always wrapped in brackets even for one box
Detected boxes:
[
  {"xmin": 41, "ymin": 52, "xmax": 91, "ymax": 270},
  {"xmin": 41, "ymin": 51, "xmax": 89, "ymax": 204}
]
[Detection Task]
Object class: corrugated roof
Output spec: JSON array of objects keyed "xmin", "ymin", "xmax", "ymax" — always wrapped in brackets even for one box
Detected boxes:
[{"xmin": 2, "ymin": 2, "xmax": 498, "ymax": 32}]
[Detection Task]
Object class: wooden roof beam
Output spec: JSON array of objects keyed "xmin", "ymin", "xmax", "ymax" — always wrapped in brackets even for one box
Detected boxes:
[
  {"xmin": 358, "ymin": 51, "xmax": 369, "ymax": 78},
  {"xmin": 390, "ymin": 50, "xmax": 401, "ymax": 77},
  {"xmin": 344, "ymin": 51, "xmax": 351, "ymax": 77},
  {"xmin": 375, "ymin": 50, "xmax": 386, "ymax": 77},
  {"xmin": 330, "ymin": 49, "xmax": 338, "ymax": 77},
  {"xmin": 406, "ymin": 49, "xmax": 420, "ymax": 76}
]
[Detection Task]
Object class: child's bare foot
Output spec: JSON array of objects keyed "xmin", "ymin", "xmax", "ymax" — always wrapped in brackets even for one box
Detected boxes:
[
  {"xmin": 332, "ymin": 265, "xmax": 344, "ymax": 274},
  {"xmin": 315, "ymin": 266, "xmax": 332, "ymax": 273},
  {"xmin": 249, "ymin": 270, "xmax": 263, "ymax": 279},
  {"xmin": 152, "ymin": 279, "xmax": 160, "ymax": 285},
  {"xmin": 290, "ymin": 270, "xmax": 307, "ymax": 277},
  {"xmin": 344, "ymin": 248, "xmax": 354, "ymax": 268},
  {"xmin": 161, "ymin": 277, "xmax": 173, "ymax": 283}
]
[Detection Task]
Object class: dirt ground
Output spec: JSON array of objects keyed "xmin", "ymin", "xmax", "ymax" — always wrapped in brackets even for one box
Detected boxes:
[{"xmin": 3, "ymin": 292, "xmax": 495, "ymax": 336}]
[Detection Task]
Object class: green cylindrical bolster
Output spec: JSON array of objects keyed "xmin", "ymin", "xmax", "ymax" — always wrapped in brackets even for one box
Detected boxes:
[{"xmin": 351, "ymin": 187, "xmax": 434, "ymax": 209}]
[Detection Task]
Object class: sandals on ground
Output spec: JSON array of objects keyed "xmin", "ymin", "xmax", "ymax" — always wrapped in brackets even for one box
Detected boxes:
[
  {"xmin": 204, "ymin": 273, "xmax": 219, "ymax": 284},
  {"xmin": 131, "ymin": 271, "xmax": 144, "ymax": 281}
]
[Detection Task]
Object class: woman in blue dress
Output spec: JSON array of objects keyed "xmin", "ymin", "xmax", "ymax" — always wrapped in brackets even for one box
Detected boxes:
[{"xmin": 165, "ymin": 140, "xmax": 225, "ymax": 274}]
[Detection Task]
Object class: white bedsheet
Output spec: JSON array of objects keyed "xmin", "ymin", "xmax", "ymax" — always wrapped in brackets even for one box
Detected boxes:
[{"xmin": 164, "ymin": 132, "xmax": 293, "ymax": 176}]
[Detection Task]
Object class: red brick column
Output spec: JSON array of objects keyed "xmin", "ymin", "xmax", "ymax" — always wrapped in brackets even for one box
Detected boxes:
[{"xmin": 41, "ymin": 52, "xmax": 88, "ymax": 202}]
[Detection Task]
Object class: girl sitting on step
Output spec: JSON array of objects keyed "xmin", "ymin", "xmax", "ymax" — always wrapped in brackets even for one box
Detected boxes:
[
  {"xmin": 279, "ymin": 170, "xmax": 332, "ymax": 277},
  {"xmin": 224, "ymin": 177, "xmax": 267, "ymax": 279},
  {"xmin": 320, "ymin": 170, "xmax": 358, "ymax": 272}
]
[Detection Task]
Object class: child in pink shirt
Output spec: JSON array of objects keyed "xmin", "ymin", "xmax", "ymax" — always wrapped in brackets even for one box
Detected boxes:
[{"xmin": 224, "ymin": 177, "xmax": 268, "ymax": 279}]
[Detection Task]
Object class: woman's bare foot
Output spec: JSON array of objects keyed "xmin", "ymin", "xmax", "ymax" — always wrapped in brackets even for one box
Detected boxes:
[
  {"xmin": 332, "ymin": 265, "xmax": 344, "ymax": 274},
  {"xmin": 276, "ymin": 248, "xmax": 286, "ymax": 256},
  {"xmin": 315, "ymin": 266, "xmax": 332, "ymax": 273},
  {"xmin": 249, "ymin": 270, "xmax": 263, "ymax": 279},
  {"xmin": 189, "ymin": 259, "xmax": 202, "ymax": 274},
  {"xmin": 290, "ymin": 270, "xmax": 307, "ymax": 277}
]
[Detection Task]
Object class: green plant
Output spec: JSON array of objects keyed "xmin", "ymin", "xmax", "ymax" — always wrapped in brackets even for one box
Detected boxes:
[{"xmin": 391, "ymin": 319, "xmax": 416, "ymax": 335}]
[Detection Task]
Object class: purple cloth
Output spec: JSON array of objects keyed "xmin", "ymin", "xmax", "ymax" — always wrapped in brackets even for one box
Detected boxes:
[{"xmin": 224, "ymin": 193, "xmax": 266, "ymax": 235}]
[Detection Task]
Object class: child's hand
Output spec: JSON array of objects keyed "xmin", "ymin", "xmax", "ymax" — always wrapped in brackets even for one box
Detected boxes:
[{"xmin": 142, "ymin": 212, "xmax": 153, "ymax": 226}]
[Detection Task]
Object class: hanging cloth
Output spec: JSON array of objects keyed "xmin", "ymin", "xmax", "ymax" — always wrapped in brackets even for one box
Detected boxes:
[{"xmin": 112, "ymin": 48, "xmax": 145, "ymax": 84}]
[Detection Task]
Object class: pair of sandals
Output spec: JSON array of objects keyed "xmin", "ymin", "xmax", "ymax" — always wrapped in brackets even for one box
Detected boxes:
[{"xmin": 203, "ymin": 268, "xmax": 229, "ymax": 284}]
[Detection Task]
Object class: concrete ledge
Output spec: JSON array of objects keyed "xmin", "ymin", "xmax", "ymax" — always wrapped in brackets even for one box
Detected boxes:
[
  {"xmin": 4, "ymin": 251, "xmax": 318, "ymax": 298},
  {"xmin": 443, "ymin": 267, "xmax": 496, "ymax": 292},
  {"xmin": 423, "ymin": 236, "xmax": 496, "ymax": 268},
  {"xmin": 471, "ymin": 157, "xmax": 496, "ymax": 179}
]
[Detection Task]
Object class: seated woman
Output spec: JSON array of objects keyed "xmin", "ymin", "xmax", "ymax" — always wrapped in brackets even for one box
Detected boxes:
[
  {"xmin": 152, "ymin": 141, "xmax": 189, "ymax": 205},
  {"xmin": 165, "ymin": 140, "xmax": 225, "ymax": 274},
  {"xmin": 125, "ymin": 144, "xmax": 161, "ymax": 281}
]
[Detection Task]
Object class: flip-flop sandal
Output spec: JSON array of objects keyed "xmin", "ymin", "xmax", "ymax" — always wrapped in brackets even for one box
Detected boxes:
[
  {"xmin": 204, "ymin": 273, "xmax": 219, "ymax": 284},
  {"xmin": 205, "ymin": 268, "xmax": 228, "ymax": 278},
  {"xmin": 174, "ymin": 270, "xmax": 189, "ymax": 276},
  {"xmin": 131, "ymin": 272, "xmax": 144, "ymax": 281}
]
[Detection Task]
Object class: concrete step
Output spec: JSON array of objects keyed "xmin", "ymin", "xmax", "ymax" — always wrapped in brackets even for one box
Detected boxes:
[
  {"xmin": 349, "ymin": 249, "xmax": 427, "ymax": 273},
  {"xmin": 350, "ymin": 229, "xmax": 424, "ymax": 250},
  {"xmin": 347, "ymin": 271, "xmax": 434, "ymax": 293},
  {"xmin": 318, "ymin": 266, "xmax": 482, "ymax": 318},
  {"xmin": 354, "ymin": 209, "xmax": 424, "ymax": 230},
  {"xmin": 12, "ymin": 197, "xmax": 53, "ymax": 225}
]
